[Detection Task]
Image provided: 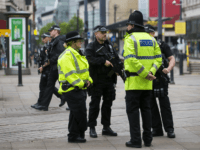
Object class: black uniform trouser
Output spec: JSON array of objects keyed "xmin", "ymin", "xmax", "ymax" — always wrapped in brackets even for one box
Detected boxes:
[
  {"xmin": 126, "ymin": 90, "xmax": 152, "ymax": 145},
  {"xmin": 88, "ymin": 83, "xmax": 115, "ymax": 127},
  {"xmin": 151, "ymin": 83, "xmax": 174, "ymax": 132},
  {"xmin": 63, "ymin": 90, "xmax": 87, "ymax": 140},
  {"xmin": 40, "ymin": 69, "xmax": 61, "ymax": 107},
  {"xmin": 37, "ymin": 72, "xmax": 61, "ymax": 105}
]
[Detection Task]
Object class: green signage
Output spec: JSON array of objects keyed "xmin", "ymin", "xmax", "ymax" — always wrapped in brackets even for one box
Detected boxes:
[
  {"xmin": 11, "ymin": 45, "xmax": 23, "ymax": 66},
  {"xmin": 11, "ymin": 19, "xmax": 24, "ymax": 42},
  {"xmin": 9, "ymin": 17, "xmax": 26, "ymax": 68}
]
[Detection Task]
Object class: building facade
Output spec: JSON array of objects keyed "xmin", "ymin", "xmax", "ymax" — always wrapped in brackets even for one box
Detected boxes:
[{"xmin": 182, "ymin": 0, "xmax": 200, "ymax": 58}]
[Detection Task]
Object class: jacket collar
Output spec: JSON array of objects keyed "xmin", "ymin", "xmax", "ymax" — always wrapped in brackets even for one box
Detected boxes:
[{"xmin": 126, "ymin": 27, "xmax": 145, "ymax": 34}]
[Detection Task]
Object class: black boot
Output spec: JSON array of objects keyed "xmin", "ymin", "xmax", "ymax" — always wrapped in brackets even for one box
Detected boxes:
[
  {"xmin": 125, "ymin": 141, "xmax": 141, "ymax": 148},
  {"xmin": 167, "ymin": 131, "xmax": 175, "ymax": 138},
  {"xmin": 34, "ymin": 105, "xmax": 48, "ymax": 111},
  {"xmin": 31, "ymin": 103, "xmax": 39, "ymax": 108},
  {"xmin": 66, "ymin": 107, "xmax": 70, "ymax": 111},
  {"xmin": 68, "ymin": 137, "xmax": 86, "ymax": 143},
  {"xmin": 90, "ymin": 127, "xmax": 97, "ymax": 138},
  {"xmin": 59, "ymin": 95, "xmax": 65, "ymax": 107},
  {"xmin": 102, "ymin": 126, "xmax": 117, "ymax": 136}
]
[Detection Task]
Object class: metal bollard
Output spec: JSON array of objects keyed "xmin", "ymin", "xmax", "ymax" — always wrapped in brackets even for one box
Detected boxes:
[
  {"xmin": 179, "ymin": 53, "xmax": 183, "ymax": 75},
  {"xmin": 18, "ymin": 61, "xmax": 23, "ymax": 86},
  {"xmin": 170, "ymin": 68, "xmax": 175, "ymax": 84}
]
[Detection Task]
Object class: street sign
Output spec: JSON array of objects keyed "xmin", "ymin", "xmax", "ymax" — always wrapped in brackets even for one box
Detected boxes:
[
  {"xmin": 162, "ymin": 24, "xmax": 173, "ymax": 28},
  {"xmin": 87, "ymin": 32, "xmax": 90, "ymax": 39},
  {"xmin": 0, "ymin": 29, "xmax": 11, "ymax": 37},
  {"xmin": 175, "ymin": 21, "xmax": 186, "ymax": 35},
  {"xmin": 111, "ymin": 36, "xmax": 116, "ymax": 42}
]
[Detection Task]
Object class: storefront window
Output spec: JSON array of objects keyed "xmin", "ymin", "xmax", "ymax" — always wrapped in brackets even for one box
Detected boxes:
[{"xmin": 191, "ymin": 20, "xmax": 197, "ymax": 33}]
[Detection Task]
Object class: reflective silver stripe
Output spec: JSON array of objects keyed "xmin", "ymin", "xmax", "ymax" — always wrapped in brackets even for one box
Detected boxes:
[
  {"xmin": 70, "ymin": 51, "xmax": 88, "ymax": 74},
  {"xmin": 153, "ymin": 64, "xmax": 158, "ymax": 71},
  {"xmin": 131, "ymin": 34, "xmax": 138, "ymax": 56},
  {"xmin": 60, "ymin": 80, "xmax": 67, "ymax": 83},
  {"xmin": 59, "ymin": 50, "xmax": 70, "ymax": 59},
  {"xmin": 137, "ymin": 66, "xmax": 145, "ymax": 74},
  {"xmin": 70, "ymin": 51, "xmax": 80, "ymax": 71},
  {"xmin": 151, "ymin": 37, "xmax": 156, "ymax": 48},
  {"xmin": 78, "ymin": 68, "xmax": 88, "ymax": 73},
  {"xmin": 65, "ymin": 70, "xmax": 77, "ymax": 77},
  {"xmin": 58, "ymin": 65, "xmax": 64, "ymax": 74},
  {"xmin": 71, "ymin": 78, "xmax": 81, "ymax": 86}
]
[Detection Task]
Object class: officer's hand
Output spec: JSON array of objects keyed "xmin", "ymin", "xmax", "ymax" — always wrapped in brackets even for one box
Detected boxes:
[
  {"xmin": 146, "ymin": 73, "xmax": 156, "ymax": 81},
  {"xmin": 45, "ymin": 50, "xmax": 47, "ymax": 53},
  {"xmin": 38, "ymin": 67, "xmax": 43, "ymax": 73},
  {"xmin": 105, "ymin": 60, "xmax": 113, "ymax": 67},
  {"xmin": 87, "ymin": 81, "xmax": 91, "ymax": 87},
  {"xmin": 162, "ymin": 68, "xmax": 170, "ymax": 74}
]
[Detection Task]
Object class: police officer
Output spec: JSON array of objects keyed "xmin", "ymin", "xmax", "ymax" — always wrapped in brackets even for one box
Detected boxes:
[
  {"xmin": 57, "ymin": 31, "xmax": 93, "ymax": 143},
  {"xmin": 31, "ymin": 32, "xmax": 64, "ymax": 109},
  {"xmin": 123, "ymin": 11, "xmax": 162, "ymax": 148},
  {"xmin": 145, "ymin": 24, "xmax": 176, "ymax": 138},
  {"xmin": 85, "ymin": 25, "xmax": 120, "ymax": 138},
  {"xmin": 34, "ymin": 25, "xmax": 65, "ymax": 111}
]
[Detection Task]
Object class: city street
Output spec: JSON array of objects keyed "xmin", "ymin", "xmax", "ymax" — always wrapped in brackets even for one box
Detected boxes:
[{"xmin": 0, "ymin": 64, "xmax": 200, "ymax": 150}]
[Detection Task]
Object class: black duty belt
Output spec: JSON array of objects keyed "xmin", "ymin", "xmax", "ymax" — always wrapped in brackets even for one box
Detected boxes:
[{"xmin": 125, "ymin": 71, "xmax": 138, "ymax": 77}]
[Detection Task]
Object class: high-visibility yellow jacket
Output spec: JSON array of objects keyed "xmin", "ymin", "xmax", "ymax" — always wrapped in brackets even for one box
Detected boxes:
[
  {"xmin": 123, "ymin": 32, "xmax": 162, "ymax": 90},
  {"xmin": 57, "ymin": 46, "xmax": 93, "ymax": 94}
]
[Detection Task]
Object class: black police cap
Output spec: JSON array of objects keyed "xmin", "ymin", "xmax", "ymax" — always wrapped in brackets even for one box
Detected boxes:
[
  {"xmin": 144, "ymin": 24, "xmax": 156, "ymax": 33},
  {"xmin": 41, "ymin": 32, "xmax": 50, "ymax": 38},
  {"xmin": 93, "ymin": 25, "xmax": 108, "ymax": 33},
  {"xmin": 48, "ymin": 25, "xmax": 61, "ymax": 31},
  {"xmin": 65, "ymin": 31, "xmax": 83, "ymax": 43}
]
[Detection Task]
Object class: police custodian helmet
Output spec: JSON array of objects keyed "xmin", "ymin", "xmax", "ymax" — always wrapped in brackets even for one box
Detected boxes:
[
  {"xmin": 65, "ymin": 31, "xmax": 83, "ymax": 43},
  {"xmin": 126, "ymin": 10, "xmax": 144, "ymax": 28}
]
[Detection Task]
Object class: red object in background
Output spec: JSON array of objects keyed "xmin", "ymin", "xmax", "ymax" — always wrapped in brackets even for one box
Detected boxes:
[
  {"xmin": 149, "ymin": 0, "xmax": 180, "ymax": 25},
  {"xmin": 0, "ymin": 20, "xmax": 6, "ymax": 29}
]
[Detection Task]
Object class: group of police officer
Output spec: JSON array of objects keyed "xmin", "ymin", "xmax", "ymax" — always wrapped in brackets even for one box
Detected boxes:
[{"xmin": 31, "ymin": 10, "xmax": 176, "ymax": 148}]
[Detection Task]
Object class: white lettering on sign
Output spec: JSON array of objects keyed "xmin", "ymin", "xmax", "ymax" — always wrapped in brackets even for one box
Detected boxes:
[
  {"xmin": 13, "ymin": 21, "xmax": 21, "ymax": 25},
  {"xmin": 13, "ymin": 45, "xmax": 22, "ymax": 49}
]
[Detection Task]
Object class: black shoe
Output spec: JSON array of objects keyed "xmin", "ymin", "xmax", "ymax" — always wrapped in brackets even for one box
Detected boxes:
[
  {"xmin": 167, "ymin": 131, "xmax": 175, "ymax": 138},
  {"xmin": 34, "ymin": 105, "xmax": 48, "ymax": 111},
  {"xmin": 125, "ymin": 141, "xmax": 141, "ymax": 148},
  {"xmin": 66, "ymin": 107, "xmax": 70, "ymax": 111},
  {"xmin": 68, "ymin": 137, "xmax": 86, "ymax": 143},
  {"xmin": 90, "ymin": 127, "xmax": 97, "ymax": 138},
  {"xmin": 144, "ymin": 143, "xmax": 151, "ymax": 147},
  {"xmin": 59, "ymin": 95, "xmax": 65, "ymax": 107},
  {"xmin": 102, "ymin": 126, "xmax": 117, "ymax": 136},
  {"xmin": 152, "ymin": 130, "xmax": 164, "ymax": 137},
  {"xmin": 31, "ymin": 103, "xmax": 39, "ymax": 108}
]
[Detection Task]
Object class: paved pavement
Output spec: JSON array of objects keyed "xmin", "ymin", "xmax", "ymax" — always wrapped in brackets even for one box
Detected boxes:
[{"xmin": 0, "ymin": 64, "xmax": 200, "ymax": 150}]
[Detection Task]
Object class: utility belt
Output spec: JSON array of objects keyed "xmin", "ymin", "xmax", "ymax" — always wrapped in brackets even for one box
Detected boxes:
[
  {"xmin": 61, "ymin": 80, "xmax": 88, "ymax": 91},
  {"xmin": 61, "ymin": 82, "xmax": 80, "ymax": 91},
  {"xmin": 125, "ymin": 71, "xmax": 138, "ymax": 77}
]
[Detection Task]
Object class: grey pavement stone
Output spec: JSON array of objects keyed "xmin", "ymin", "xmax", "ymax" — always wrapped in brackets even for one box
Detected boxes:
[{"xmin": 0, "ymin": 66, "xmax": 199, "ymax": 149}]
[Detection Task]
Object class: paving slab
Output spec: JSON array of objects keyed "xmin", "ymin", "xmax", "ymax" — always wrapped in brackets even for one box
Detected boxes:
[{"xmin": 0, "ymin": 66, "xmax": 199, "ymax": 149}]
